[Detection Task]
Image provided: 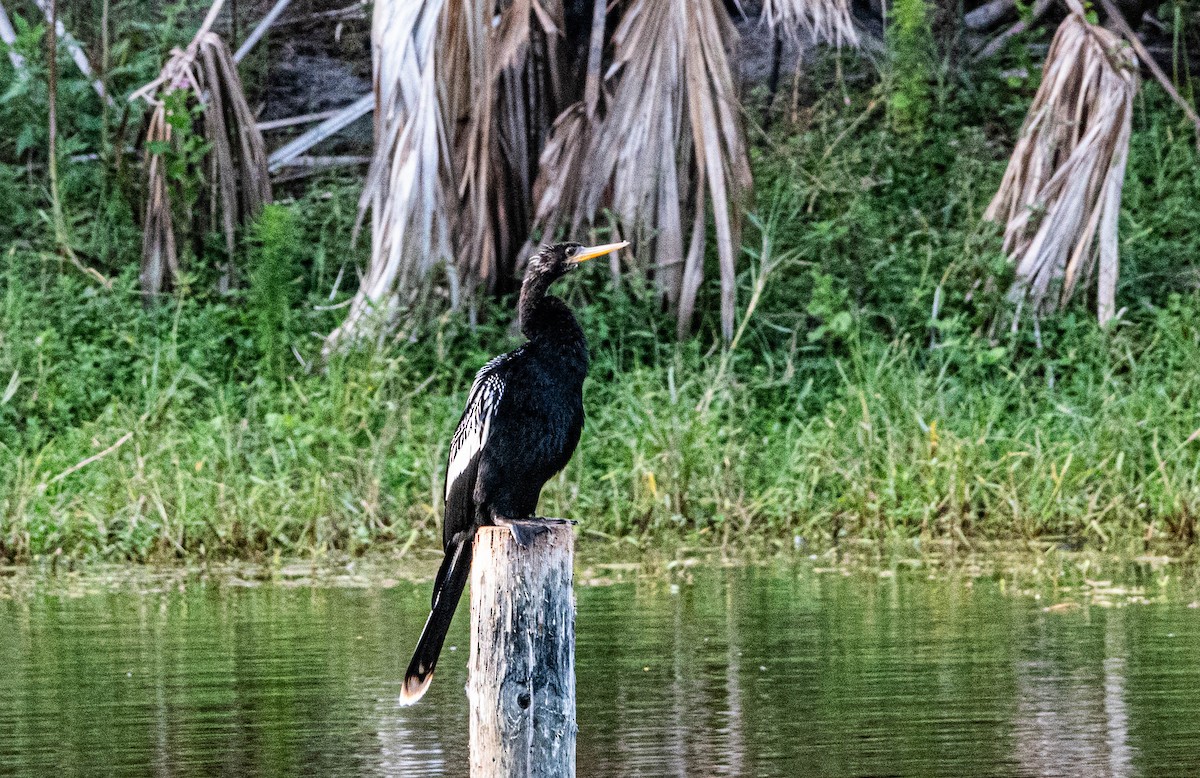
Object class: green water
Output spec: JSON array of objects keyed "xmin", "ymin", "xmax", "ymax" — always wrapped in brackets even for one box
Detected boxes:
[{"xmin": 2, "ymin": 564, "xmax": 1199, "ymax": 776}]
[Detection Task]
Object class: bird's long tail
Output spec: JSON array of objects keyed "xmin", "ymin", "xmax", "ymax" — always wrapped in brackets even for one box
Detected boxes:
[{"xmin": 400, "ymin": 534, "xmax": 473, "ymax": 705}]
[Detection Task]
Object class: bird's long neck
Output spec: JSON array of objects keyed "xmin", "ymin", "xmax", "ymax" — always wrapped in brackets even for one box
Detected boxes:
[
  {"xmin": 518, "ymin": 270, "xmax": 556, "ymax": 338},
  {"xmin": 518, "ymin": 272, "xmax": 587, "ymax": 368}
]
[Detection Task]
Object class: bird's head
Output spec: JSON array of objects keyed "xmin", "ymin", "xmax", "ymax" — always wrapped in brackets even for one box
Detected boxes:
[{"xmin": 525, "ymin": 241, "xmax": 630, "ymax": 284}]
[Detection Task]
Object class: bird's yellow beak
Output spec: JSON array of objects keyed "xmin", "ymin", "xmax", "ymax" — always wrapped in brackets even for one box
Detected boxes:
[{"xmin": 569, "ymin": 241, "xmax": 629, "ymax": 264}]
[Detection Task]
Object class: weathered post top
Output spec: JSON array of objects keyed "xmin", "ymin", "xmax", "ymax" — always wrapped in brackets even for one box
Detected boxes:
[{"xmin": 468, "ymin": 524, "xmax": 576, "ymax": 778}]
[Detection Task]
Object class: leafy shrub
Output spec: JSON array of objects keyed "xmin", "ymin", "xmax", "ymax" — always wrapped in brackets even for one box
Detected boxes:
[
  {"xmin": 246, "ymin": 205, "xmax": 303, "ymax": 376},
  {"xmin": 888, "ymin": 0, "xmax": 936, "ymax": 132}
]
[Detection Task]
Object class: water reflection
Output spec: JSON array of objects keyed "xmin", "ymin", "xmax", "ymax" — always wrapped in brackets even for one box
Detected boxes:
[{"xmin": 1, "ymin": 568, "xmax": 1198, "ymax": 777}]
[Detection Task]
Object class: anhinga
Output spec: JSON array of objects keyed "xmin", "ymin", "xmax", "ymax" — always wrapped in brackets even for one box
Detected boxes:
[{"xmin": 400, "ymin": 240, "xmax": 629, "ymax": 705}]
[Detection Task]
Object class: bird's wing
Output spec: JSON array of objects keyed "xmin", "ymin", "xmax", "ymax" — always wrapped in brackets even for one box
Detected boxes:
[{"xmin": 444, "ymin": 351, "xmax": 517, "ymax": 504}]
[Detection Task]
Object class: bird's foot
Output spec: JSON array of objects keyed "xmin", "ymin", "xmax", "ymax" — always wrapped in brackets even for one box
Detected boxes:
[{"xmin": 493, "ymin": 517, "xmax": 578, "ymax": 548}]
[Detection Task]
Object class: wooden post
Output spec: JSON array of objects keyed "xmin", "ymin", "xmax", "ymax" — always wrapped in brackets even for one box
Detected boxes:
[{"xmin": 468, "ymin": 524, "xmax": 576, "ymax": 778}]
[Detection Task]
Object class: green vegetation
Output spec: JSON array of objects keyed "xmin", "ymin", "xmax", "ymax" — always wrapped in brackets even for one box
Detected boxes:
[
  {"xmin": 886, "ymin": 0, "xmax": 936, "ymax": 132},
  {"xmin": 245, "ymin": 205, "xmax": 303, "ymax": 378},
  {"xmin": 2, "ymin": 9, "xmax": 1200, "ymax": 562}
]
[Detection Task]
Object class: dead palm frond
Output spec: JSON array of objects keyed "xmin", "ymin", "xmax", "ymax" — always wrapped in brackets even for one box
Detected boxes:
[
  {"xmin": 323, "ymin": 0, "xmax": 451, "ymax": 354},
  {"xmin": 452, "ymin": 0, "xmax": 566, "ymax": 296},
  {"xmin": 761, "ymin": 0, "xmax": 859, "ymax": 48},
  {"xmin": 528, "ymin": 0, "xmax": 607, "ymax": 254},
  {"xmin": 325, "ymin": 0, "xmax": 567, "ymax": 353},
  {"xmin": 983, "ymin": 0, "xmax": 1135, "ymax": 328},
  {"xmin": 533, "ymin": 0, "xmax": 751, "ymax": 338},
  {"xmin": 139, "ymin": 103, "xmax": 177, "ymax": 297},
  {"xmin": 330, "ymin": 0, "xmax": 749, "ymax": 348},
  {"xmin": 131, "ymin": 4, "xmax": 271, "ymax": 300}
]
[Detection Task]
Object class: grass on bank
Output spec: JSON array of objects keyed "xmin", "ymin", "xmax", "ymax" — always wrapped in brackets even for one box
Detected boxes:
[
  {"xmin": 2, "ymin": 51, "xmax": 1200, "ymax": 561},
  {"xmin": 2, "ymin": 281, "xmax": 1199, "ymax": 562},
  {"xmin": 3, "ymin": 249, "xmax": 1199, "ymax": 561}
]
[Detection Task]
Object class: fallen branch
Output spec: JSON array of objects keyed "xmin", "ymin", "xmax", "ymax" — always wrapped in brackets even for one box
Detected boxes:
[
  {"xmin": 964, "ymin": 0, "xmax": 1015, "ymax": 30},
  {"xmin": 266, "ymin": 1, "xmax": 366, "ymax": 27},
  {"xmin": 266, "ymin": 93, "xmax": 373, "ymax": 172},
  {"xmin": 272, "ymin": 154, "xmax": 370, "ymax": 181},
  {"xmin": 0, "ymin": 0, "xmax": 26, "ymax": 70},
  {"xmin": 972, "ymin": 0, "xmax": 1052, "ymax": 60},
  {"xmin": 273, "ymin": 154, "xmax": 370, "ymax": 167},
  {"xmin": 1096, "ymin": 0, "xmax": 1200, "ymax": 149},
  {"xmin": 233, "ymin": 0, "xmax": 293, "ymax": 62},
  {"xmin": 43, "ymin": 431, "xmax": 133, "ymax": 488},
  {"xmin": 256, "ymin": 107, "xmax": 343, "ymax": 131},
  {"xmin": 32, "ymin": 0, "xmax": 115, "ymax": 106}
]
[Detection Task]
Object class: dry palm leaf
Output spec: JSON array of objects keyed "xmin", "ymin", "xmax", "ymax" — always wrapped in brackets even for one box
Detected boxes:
[
  {"xmin": 761, "ymin": 0, "xmax": 859, "ymax": 48},
  {"xmin": 131, "ymin": 6, "xmax": 270, "ymax": 300},
  {"xmin": 984, "ymin": 0, "xmax": 1135, "ymax": 328},
  {"xmin": 332, "ymin": 0, "xmax": 748, "ymax": 348},
  {"xmin": 528, "ymin": 0, "xmax": 607, "ymax": 252},
  {"xmin": 139, "ymin": 104, "xmax": 178, "ymax": 298},
  {"xmin": 323, "ymin": 0, "xmax": 451, "ymax": 354},
  {"xmin": 452, "ymin": 0, "xmax": 566, "ymax": 296},
  {"xmin": 534, "ymin": 0, "xmax": 751, "ymax": 338},
  {"xmin": 326, "ymin": 0, "xmax": 567, "ymax": 353}
]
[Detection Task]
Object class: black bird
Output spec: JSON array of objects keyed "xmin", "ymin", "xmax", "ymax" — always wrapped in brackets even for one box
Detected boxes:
[{"xmin": 400, "ymin": 240, "xmax": 628, "ymax": 705}]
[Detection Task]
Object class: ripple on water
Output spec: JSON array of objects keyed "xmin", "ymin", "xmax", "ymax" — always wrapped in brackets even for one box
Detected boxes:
[{"xmin": 0, "ymin": 566, "xmax": 1198, "ymax": 776}]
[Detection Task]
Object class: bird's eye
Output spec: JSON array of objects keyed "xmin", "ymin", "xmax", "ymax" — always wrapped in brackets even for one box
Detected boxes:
[{"xmin": 565, "ymin": 246, "xmax": 578, "ymax": 257}]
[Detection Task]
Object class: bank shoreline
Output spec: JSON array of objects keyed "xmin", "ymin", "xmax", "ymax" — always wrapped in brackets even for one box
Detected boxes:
[{"xmin": 3, "ymin": 538, "xmax": 1197, "ymax": 607}]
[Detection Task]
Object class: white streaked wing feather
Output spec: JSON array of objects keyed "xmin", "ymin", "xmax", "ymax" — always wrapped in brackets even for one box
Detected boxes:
[{"xmin": 444, "ymin": 352, "xmax": 517, "ymax": 501}]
